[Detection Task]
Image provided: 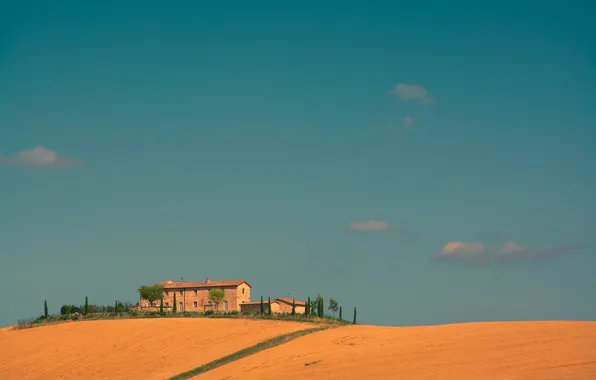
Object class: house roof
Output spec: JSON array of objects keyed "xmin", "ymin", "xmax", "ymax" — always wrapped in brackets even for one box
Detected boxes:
[
  {"xmin": 241, "ymin": 301, "xmax": 264, "ymax": 305},
  {"xmin": 239, "ymin": 298, "xmax": 306, "ymax": 307},
  {"xmin": 275, "ymin": 297, "xmax": 306, "ymax": 306},
  {"xmin": 157, "ymin": 280, "xmax": 251, "ymax": 289}
]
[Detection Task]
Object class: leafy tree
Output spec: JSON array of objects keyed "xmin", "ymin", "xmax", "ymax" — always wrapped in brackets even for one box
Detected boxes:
[
  {"xmin": 208, "ymin": 288, "xmax": 225, "ymax": 311},
  {"xmin": 267, "ymin": 297, "xmax": 272, "ymax": 315},
  {"xmin": 353, "ymin": 306, "xmax": 357, "ymax": 324},
  {"xmin": 139, "ymin": 284, "xmax": 164, "ymax": 307},
  {"xmin": 159, "ymin": 295, "xmax": 164, "ymax": 313},
  {"xmin": 173, "ymin": 293, "xmax": 177, "ymax": 313},
  {"xmin": 328, "ymin": 297, "xmax": 339, "ymax": 318},
  {"xmin": 60, "ymin": 305, "xmax": 71, "ymax": 315},
  {"xmin": 291, "ymin": 299, "xmax": 296, "ymax": 315},
  {"xmin": 260, "ymin": 296, "xmax": 264, "ymax": 314},
  {"xmin": 115, "ymin": 301, "xmax": 118, "ymax": 314},
  {"xmin": 84, "ymin": 296, "xmax": 89, "ymax": 316},
  {"xmin": 44, "ymin": 300, "xmax": 48, "ymax": 319},
  {"xmin": 339, "ymin": 306, "xmax": 342, "ymax": 321}
]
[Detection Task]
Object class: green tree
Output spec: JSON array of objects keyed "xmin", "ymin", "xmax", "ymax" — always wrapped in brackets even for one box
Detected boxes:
[
  {"xmin": 208, "ymin": 288, "xmax": 225, "ymax": 311},
  {"xmin": 267, "ymin": 297, "xmax": 272, "ymax": 315},
  {"xmin": 60, "ymin": 305, "xmax": 71, "ymax": 315},
  {"xmin": 173, "ymin": 293, "xmax": 177, "ymax": 313},
  {"xmin": 305, "ymin": 297, "xmax": 310, "ymax": 316},
  {"xmin": 159, "ymin": 295, "xmax": 164, "ymax": 313},
  {"xmin": 291, "ymin": 299, "xmax": 296, "ymax": 315},
  {"xmin": 84, "ymin": 296, "xmax": 89, "ymax": 316},
  {"xmin": 328, "ymin": 297, "xmax": 339, "ymax": 318},
  {"xmin": 44, "ymin": 300, "xmax": 48, "ymax": 319},
  {"xmin": 339, "ymin": 306, "xmax": 343, "ymax": 321},
  {"xmin": 260, "ymin": 296, "xmax": 264, "ymax": 314},
  {"xmin": 138, "ymin": 284, "xmax": 164, "ymax": 307},
  {"xmin": 317, "ymin": 296, "xmax": 324, "ymax": 318},
  {"xmin": 115, "ymin": 300, "xmax": 118, "ymax": 314},
  {"xmin": 353, "ymin": 306, "xmax": 357, "ymax": 324}
]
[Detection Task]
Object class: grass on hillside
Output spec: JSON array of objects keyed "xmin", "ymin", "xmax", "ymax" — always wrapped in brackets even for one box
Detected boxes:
[
  {"xmin": 11, "ymin": 310, "xmax": 349, "ymax": 331},
  {"xmin": 169, "ymin": 326, "xmax": 329, "ymax": 380}
]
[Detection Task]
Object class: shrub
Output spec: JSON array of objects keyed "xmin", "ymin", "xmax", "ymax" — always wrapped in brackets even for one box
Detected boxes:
[
  {"xmin": 60, "ymin": 305, "xmax": 71, "ymax": 315},
  {"xmin": 204, "ymin": 310, "xmax": 214, "ymax": 316}
]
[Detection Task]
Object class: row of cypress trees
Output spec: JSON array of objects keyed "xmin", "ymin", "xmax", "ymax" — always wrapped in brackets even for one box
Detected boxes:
[
  {"xmin": 259, "ymin": 296, "xmax": 273, "ymax": 315},
  {"xmin": 303, "ymin": 296, "xmax": 357, "ymax": 324},
  {"xmin": 43, "ymin": 296, "xmax": 91, "ymax": 319}
]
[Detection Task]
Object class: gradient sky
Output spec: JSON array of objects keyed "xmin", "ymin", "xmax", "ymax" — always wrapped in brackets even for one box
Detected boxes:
[{"xmin": 1, "ymin": 1, "xmax": 595, "ymax": 327}]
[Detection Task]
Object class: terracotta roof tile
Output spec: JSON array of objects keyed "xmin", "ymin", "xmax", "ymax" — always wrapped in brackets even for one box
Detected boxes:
[
  {"xmin": 156, "ymin": 280, "xmax": 251, "ymax": 289},
  {"xmin": 275, "ymin": 298, "xmax": 306, "ymax": 306}
]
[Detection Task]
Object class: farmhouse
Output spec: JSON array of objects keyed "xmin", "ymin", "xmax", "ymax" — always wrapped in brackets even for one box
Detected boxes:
[
  {"xmin": 139, "ymin": 277, "xmax": 251, "ymax": 312},
  {"xmin": 240, "ymin": 298, "xmax": 306, "ymax": 314}
]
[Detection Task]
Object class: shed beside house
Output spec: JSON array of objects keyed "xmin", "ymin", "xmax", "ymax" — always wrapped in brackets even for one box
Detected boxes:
[{"xmin": 239, "ymin": 298, "xmax": 306, "ymax": 314}]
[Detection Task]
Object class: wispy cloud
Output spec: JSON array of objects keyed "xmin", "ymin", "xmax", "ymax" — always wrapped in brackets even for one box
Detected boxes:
[
  {"xmin": 349, "ymin": 220, "xmax": 395, "ymax": 232},
  {"xmin": 391, "ymin": 83, "xmax": 433, "ymax": 104},
  {"xmin": 436, "ymin": 240, "xmax": 584, "ymax": 263},
  {"xmin": 0, "ymin": 146, "xmax": 83, "ymax": 168},
  {"xmin": 401, "ymin": 115, "xmax": 414, "ymax": 126}
]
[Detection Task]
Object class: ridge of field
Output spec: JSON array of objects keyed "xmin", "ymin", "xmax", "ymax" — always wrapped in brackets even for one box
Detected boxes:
[
  {"xmin": 193, "ymin": 321, "xmax": 596, "ymax": 380},
  {"xmin": 0, "ymin": 318, "xmax": 310, "ymax": 380}
]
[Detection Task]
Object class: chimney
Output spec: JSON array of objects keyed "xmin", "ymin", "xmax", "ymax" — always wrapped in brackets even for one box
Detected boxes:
[{"xmin": 205, "ymin": 276, "xmax": 211, "ymax": 284}]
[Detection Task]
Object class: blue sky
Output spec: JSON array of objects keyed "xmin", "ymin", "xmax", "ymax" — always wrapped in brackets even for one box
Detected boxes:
[{"xmin": 1, "ymin": 1, "xmax": 595, "ymax": 327}]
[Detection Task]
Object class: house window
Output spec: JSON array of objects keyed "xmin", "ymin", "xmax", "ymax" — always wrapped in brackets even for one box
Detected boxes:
[
  {"xmin": 179, "ymin": 302, "xmax": 183, "ymax": 309},
  {"xmin": 224, "ymin": 300, "xmax": 228, "ymax": 311},
  {"xmin": 180, "ymin": 290, "xmax": 183, "ymax": 296},
  {"xmin": 194, "ymin": 302, "xmax": 198, "ymax": 308},
  {"xmin": 165, "ymin": 302, "xmax": 169, "ymax": 307},
  {"xmin": 165, "ymin": 291, "xmax": 169, "ymax": 296},
  {"xmin": 194, "ymin": 290, "xmax": 197, "ymax": 296},
  {"xmin": 242, "ymin": 288, "xmax": 245, "ymax": 294}
]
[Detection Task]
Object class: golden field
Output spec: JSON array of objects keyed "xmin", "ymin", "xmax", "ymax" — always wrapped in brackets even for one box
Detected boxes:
[
  {"xmin": 1, "ymin": 319, "xmax": 595, "ymax": 379},
  {"xmin": 0, "ymin": 318, "xmax": 310, "ymax": 380},
  {"xmin": 196, "ymin": 321, "xmax": 596, "ymax": 380}
]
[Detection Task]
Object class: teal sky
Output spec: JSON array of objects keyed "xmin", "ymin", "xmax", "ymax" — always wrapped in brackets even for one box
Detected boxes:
[{"xmin": 1, "ymin": 1, "xmax": 595, "ymax": 327}]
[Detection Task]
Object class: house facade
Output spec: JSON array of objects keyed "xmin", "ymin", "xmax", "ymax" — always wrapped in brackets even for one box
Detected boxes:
[
  {"xmin": 139, "ymin": 277, "xmax": 251, "ymax": 312},
  {"xmin": 239, "ymin": 298, "xmax": 306, "ymax": 314}
]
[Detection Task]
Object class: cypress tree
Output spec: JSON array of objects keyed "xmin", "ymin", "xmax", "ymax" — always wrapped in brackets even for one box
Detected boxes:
[
  {"xmin": 353, "ymin": 306, "xmax": 357, "ymax": 324},
  {"xmin": 291, "ymin": 299, "xmax": 296, "ymax": 315},
  {"xmin": 267, "ymin": 297, "xmax": 272, "ymax": 315},
  {"xmin": 84, "ymin": 296, "xmax": 89, "ymax": 316},
  {"xmin": 44, "ymin": 300, "xmax": 48, "ymax": 319},
  {"xmin": 339, "ymin": 306, "xmax": 342, "ymax": 321},
  {"xmin": 115, "ymin": 300, "xmax": 118, "ymax": 315},
  {"xmin": 159, "ymin": 295, "xmax": 164, "ymax": 313},
  {"xmin": 305, "ymin": 297, "xmax": 310, "ymax": 316},
  {"xmin": 319, "ymin": 298, "xmax": 324, "ymax": 318},
  {"xmin": 173, "ymin": 293, "xmax": 177, "ymax": 313},
  {"xmin": 260, "ymin": 296, "xmax": 264, "ymax": 314}
]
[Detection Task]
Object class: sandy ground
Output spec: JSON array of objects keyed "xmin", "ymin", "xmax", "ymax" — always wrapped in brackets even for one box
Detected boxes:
[
  {"xmin": 196, "ymin": 321, "xmax": 596, "ymax": 380},
  {"xmin": 0, "ymin": 318, "xmax": 310, "ymax": 380}
]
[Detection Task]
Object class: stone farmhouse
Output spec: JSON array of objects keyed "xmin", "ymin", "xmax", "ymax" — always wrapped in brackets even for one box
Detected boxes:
[
  {"xmin": 139, "ymin": 277, "xmax": 306, "ymax": 314},
  {"xmin": 139, "ymin": 277, "xmax": 251, "ymax": 312}
]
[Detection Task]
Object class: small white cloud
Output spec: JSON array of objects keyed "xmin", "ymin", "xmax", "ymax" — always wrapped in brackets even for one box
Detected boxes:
[
  {"xmin": 401, "ymin": 115, "xmax": 414, "ymax": 126},
  {"xmin": 437, "ymin": 239, "xmax": 582, "ymax": 263},
  {"xmin": 498, "ymin": 241, "xmax": 525, "ymax": 255},
  {"xmin": 438, "ymin": 241, "xmax": 485, "ymax": 258},
  {"xmin": 0, "ymin": 146, "xmax": 83, "ymax": 168},
  {"xmin": 349, "ymin": 220, "xmax": 390, "ymax": 232},
  {"xmin": 391, "ymin": 83, "xmax": 433, "ymax": 103}
]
